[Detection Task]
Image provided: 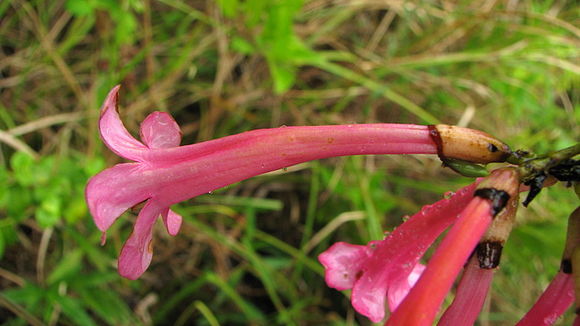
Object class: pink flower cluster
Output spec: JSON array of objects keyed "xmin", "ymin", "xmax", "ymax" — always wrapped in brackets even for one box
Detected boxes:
[
  {"xmin": 86, "ymin": 86, "xmax": 578, "ymax": 325},
  {"xmin": 319, "ymin": 169, "xmax": 578, "ymax": 325}
]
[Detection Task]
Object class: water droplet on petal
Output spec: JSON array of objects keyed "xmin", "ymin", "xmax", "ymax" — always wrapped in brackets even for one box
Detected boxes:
[
  {"xmin": 444, "ymin": 191, "xmax": 455, "ymax": 199},
  {"xmin": 402, "ymin": 215, "xmax": 411, "ymax": 222}
]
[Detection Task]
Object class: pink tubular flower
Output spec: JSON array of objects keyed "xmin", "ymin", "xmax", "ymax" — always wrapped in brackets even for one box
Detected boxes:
[
  {"xmin": 388, "ymin": 168, "xmax": 519, "ymax": 326},
  {"xmin": 87, "ymin": 85, "xmax": 448, "ymax": 279},
  {"xmin": 318, "ymin": 180, "xmax": 480, "ymax": 322},
  {"xmin": 319, "ymin": 168, "xmax": 521, "ymax": 324}
]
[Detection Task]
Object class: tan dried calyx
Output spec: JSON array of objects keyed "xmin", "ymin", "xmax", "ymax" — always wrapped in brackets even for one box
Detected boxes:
[
  {"xmin": 476, "ymin": 187, "xmax": 519, "ymax": 268},
  {"xmin": 429, "ymin": 125, "xmax": 511, "ymax": 164}
]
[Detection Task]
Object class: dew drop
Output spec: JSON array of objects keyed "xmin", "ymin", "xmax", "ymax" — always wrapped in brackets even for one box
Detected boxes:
[
  {"xmin": 444, "ymin": 191, "xmax": 455, "ymax": 199},
  {"xmin": 402, "ymin": 215, "xmax": 411, "ymax": 222}
]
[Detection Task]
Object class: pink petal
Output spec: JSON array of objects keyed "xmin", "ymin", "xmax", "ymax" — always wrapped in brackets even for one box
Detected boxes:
[
  {"xmin": 516, "ymin": 271, "xmax": 575, "ymax": 326},
  {"xmin": 140, "ymin": 112, "xmax": 182, "ymax": 149},
  {"xmin": 161, "ymin": 208, "xmax": 182, "ymax": 236},
  {"xmin": 118, "ymin": 201, "xmax": 162, "ymax": 280},
  {"xmin": 349, "ymin": 181, "xmax": 478, "ymax": 322},
  {"xmin": 99, "ymin": 85, "xmax": 147, "ymax": 161},
  {"xmin": 438, "ymin": 256, "xmax": 495, "ymax": 326},
  {"xmin": 388, "ymin": 263, "xmax": 426, "ymax": 311},
  {"xmin": 387, "ymin": 197, "xmax": 494, "ymax": 326},
  {"xmin": 85, "ymin": 163, "xmax": 150, "ymax": 232},
  {"xmin": 318, "ymin": 242, "xmax": 373, "ymax": 291}
]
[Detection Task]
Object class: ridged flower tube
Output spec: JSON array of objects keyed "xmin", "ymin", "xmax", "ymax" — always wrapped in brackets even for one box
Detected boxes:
[
  {"xmin": 438, "ymin": 180, "xmax": 519, "ymax": 326},
  {"xmin": 87, "ymin": 86, "xmax": 513, "ymax": 280},
  {"xmin": 387, "ymin": 168, "xmax": 519, "ymax": 326}
]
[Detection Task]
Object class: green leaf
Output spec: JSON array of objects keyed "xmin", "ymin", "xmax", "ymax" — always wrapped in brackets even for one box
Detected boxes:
[
  {"xmin": 267, "ymin": 59, "xmax": 296, "ymax": 94},
  {"xmin": 231, "ymin": 37, "xmax": 255, "ymax": 55},
  {"xmin": 65, "ymin": 0, "xmax": 98, "ymax": 16},
  {"xmin": 10, "ymin": 152, "xmax": 35, "ymax": 186},
  {"xmin": 46, "ymin": 250, "xmax": 83, "ymax": 285},
  {"xmin": 216, "ymin": 0, "xmax": 239, "ymax": 17},
  {"xmin": 35, "ymin": 195, "xmax": 63, "ymax": 228},
  {"xmin": 76, "ymin": 287, "xmax": 135, "ymax": 325},
  {"xmin": 64, "ymin": 197, "xmax": 88, "ymax": 224},
  {"xmin": 53, "ymin": 295, "xmax": 97, "ymax": 326}
]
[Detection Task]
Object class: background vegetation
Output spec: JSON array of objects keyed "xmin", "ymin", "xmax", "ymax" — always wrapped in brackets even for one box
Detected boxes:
[{"xmin": 0, "ymin": 0, "xmax": 578, "ymax": 325}]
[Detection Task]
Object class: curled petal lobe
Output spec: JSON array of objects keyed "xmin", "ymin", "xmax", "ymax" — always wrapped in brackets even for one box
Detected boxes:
[
  {"xmin": 318, "ymin": 242, "xmax": 372, "ymax": 291},
  {"xmin": 98, "ymin": 85, "xmax": 148, "ymax": 161},
  {"xmin": 85, "ymin": 163, "xmax": 150, "ymax": 232},
  {"xmin": 140, "ymin": 112, "xmax": 182, "ymax": 149},
  {"xmin": 162, "ymin": 208, "xmax": 182, "ymax": 236},
  {"xmin": 118, "ymin": 201, "xmax": 163, "ymax": 280}
]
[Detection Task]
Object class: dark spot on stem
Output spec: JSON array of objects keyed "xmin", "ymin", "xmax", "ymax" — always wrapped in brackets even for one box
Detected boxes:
[
  {"xmin": 561, "ymin": 259, "xmax": 572, "ymax": 274},
  {"xmin": 427, "ymin": 125, "xmax": 444, "ymax": 161},
  {"xmin": 476, "ymin": 241, "xmax": 503, "ymax": 269},
  {"xmin": 474, "ymin": 188, "xmax": 510, "ymax": 217}
]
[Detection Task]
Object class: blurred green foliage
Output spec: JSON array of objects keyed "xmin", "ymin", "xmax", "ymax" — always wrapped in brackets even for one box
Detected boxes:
[{"xmin": 0, "ymin": 0, "xmax": 578, "ymax": 325}]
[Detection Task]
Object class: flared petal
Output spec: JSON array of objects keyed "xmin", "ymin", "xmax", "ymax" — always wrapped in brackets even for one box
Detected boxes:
[
  {"xmin": 388, "ymin": 263, "xmax": 425, "ymax": 312},
  {"xmin": 99, "ymin": 85, "xmax": 148, "ymax": 161},
  {"xmin": 516, "ymin": 271, "xmax": 575, "ymax": 326},
  {"xmin": 118, "ymin": 201, "xmax": 163, "ymax": 280},
  {"xmin": 348, "ymin": 181, "xmax": 479, "ymax": 322},
  {"xmin": 318, "ymin": 242, "xmax": 374, "ymax": 291},
  {"xmin": 161, "ymin": 208, "xmax": 182, "ymax": 236},
  {"xmin": 140, "ymin": 112, "xmax": 182, "ymax": 149},
  {"xmin": 85, "ymin": 163, "xmax": 150, "ymax": 232},
  {"xmin": 438, "ymin": 256, "xmax": 495, "ymax": 326}
]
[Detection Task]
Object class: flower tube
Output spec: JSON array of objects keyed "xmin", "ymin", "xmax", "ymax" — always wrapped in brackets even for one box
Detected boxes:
[
  {"xmin": 438, "ymin": 186, "xmax": 519, "ymax": 326},
  {"xmin": 87, "ymin": 86, "xmax": 510, "ymax": 280},
  {"xmin": 387, "ymin": 168, "xmax": 519, "ymax": 326}
]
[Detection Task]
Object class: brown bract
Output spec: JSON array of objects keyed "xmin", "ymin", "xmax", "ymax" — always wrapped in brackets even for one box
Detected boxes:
[{"xmin": 429, "ymin": 124, "xmax": 511, "ymax": 164}]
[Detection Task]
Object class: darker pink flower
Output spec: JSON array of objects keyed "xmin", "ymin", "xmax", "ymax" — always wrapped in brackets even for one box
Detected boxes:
[
  {"xmin": 319, "ymin": 180, "xmax": 480, "ymax": 322},
  {"xmin": 319, "ymin": 169, "xmax": 524, "ymax": 324},
  {"xmin": 320, "ymin": 168, "xmax": 579, "ymax": 325}
]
